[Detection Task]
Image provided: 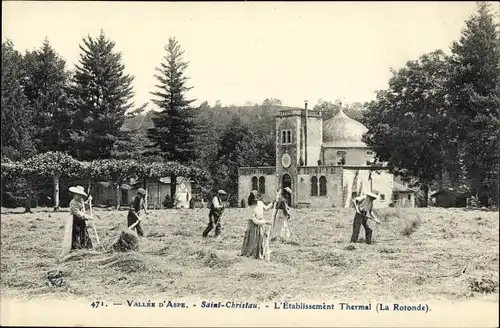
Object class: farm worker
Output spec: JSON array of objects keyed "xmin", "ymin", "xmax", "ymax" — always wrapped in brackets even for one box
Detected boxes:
[
  {"xmin": 61, "ymin": 186, "xmax": 93, "ymax": 255},
  {"xmin": 128, "ymin": 188, "xmax": 148, "ymax": 237},
  {"xmin": 272, "ymin": 187, "xmax": 293, "ymax": 241},
  {"xmin": 351, "ymin": 191, "xmax": 381, "ymax": 244},
  {"xmin": 240, "ymin": 190, "xmax": 274, "ymax": 261},
  {"xmin": 202, "ymin": 189, "xmax": 227, "ymax": 237}
]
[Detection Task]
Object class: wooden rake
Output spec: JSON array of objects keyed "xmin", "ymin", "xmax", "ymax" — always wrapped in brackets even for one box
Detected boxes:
[{"xmin": 87, "ymin": 186, "xmax": 107, "ymax": 252}]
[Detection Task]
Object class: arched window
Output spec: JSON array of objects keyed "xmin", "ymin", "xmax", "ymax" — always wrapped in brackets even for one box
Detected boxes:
[
  {"xmin": 311, "ymin": 176, "xmax": 318, "ymax": 196},
  {"xmin": 258, "ymin": 176, "xmax": 266, "ymax": 195},
  {"xmin": 281, "ymin": 174, "xmax": 292, "ymax": 206},
  {"xmin": 319, "ymin": 176, "xmax": 327, "ymax": 196},
  {"xmin": 251, "ymin": 176, "xmax": 258, "ymax": 191}
]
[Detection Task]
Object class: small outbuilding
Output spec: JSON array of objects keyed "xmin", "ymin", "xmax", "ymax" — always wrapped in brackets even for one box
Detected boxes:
[{"xmin": 430, "ymin": 188, "xmax": 468, "ymax": 208}]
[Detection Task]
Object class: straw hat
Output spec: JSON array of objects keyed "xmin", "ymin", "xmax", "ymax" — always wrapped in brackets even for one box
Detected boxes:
[
  {"xmin": 137, "ymin": 188, "xmax": 147, "ymax": 196},
  {"xmin": 217, "ymin": 190, "xmax": 227, "ymax": 195},
  {"xmin": 283, "ymin": 187, "xmax": 292, "ymax": 195},
  {"xmin": 365, "ymin": 191, "xmax": 379, "ymax": 200},
  {"xmin": 69, "ymin": 186, "xmax": 87, "ymax": 197}
]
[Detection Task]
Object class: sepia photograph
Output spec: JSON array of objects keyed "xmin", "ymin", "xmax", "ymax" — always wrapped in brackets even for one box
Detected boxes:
[{"xmin": 1, "ymin": 1, "xmax": 499, "ymax": 327}]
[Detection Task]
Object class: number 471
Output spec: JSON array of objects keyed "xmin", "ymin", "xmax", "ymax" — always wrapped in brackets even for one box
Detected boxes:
[{"xmin": 91, "ymin": 301, "xmax": 104, "ymax": 308}]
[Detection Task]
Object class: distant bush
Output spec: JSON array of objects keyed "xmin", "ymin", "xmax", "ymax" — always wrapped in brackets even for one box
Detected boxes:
[{"xmin": 1, "ymin": 192, "xmax": 38, "ymax": 209}]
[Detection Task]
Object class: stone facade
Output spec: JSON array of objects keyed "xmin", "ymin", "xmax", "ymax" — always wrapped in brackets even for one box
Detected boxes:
[{"xmin": 238, "ymin": 104, "xmax": 415, "ymax": 209}]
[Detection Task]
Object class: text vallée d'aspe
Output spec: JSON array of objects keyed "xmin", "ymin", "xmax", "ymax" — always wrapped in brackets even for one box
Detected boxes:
[{"xmin": 90, "ymin": 300, "xmax": 431, "ymax": 313}]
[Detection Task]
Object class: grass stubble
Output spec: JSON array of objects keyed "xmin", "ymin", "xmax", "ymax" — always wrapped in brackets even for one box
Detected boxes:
[{"xmin": 1, "ymin": 207, "xmax": 498, "ymax": 304}]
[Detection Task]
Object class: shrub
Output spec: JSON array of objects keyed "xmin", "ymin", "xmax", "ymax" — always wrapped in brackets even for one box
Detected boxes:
[{"xmin": 1, "ymin": 192, "xmax": 38, "ymax": 209}]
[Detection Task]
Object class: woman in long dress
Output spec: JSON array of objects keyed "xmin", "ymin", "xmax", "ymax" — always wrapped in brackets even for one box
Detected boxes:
[
  {"xmin": 61, "ymin": 186, "xmax": 93, "ymax": 255},
  {"xmin": 272, "ymin": 187, "xmax": 292, "ymax": 241},
  {"xmin": 240, "ymin": 191, "xmax": 274, "ymax": 261}
]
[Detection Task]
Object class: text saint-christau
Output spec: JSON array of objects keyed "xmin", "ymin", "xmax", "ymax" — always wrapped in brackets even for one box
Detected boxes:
[{"xmin": 200, "ymin": 301, "xmax": 258, "ymax": 309}]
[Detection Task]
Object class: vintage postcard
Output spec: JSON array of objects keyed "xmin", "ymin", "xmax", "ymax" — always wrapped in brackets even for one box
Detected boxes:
[{"xmin": 1, "ymin": 1, "xmax": 498, "ymax": 327}]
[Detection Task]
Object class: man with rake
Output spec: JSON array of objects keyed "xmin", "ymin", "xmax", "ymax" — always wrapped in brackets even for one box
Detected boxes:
[
  {"xmin": 202, "ymin": 189, "xmax": 227, "ymax": 238},
  {"xmin": 351, "ymin": 191, "xmax": 381, "ymax": 244},
  {"xmin": 128, "ymin": 188, "xmax": 149, "ymax": 237}
]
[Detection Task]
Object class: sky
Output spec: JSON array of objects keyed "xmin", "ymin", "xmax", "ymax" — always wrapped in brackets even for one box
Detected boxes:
[{"xmin": 2, "ymin": 1, "xmax": 485, "ymax": 109}]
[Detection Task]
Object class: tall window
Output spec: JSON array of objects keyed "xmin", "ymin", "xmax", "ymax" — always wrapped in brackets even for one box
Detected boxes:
[
  {"xmin": 319, "ymin": 176, "xmax": 327, "ymax": 196},
  {"xmin": 251, "ymin": 176, "xmax": 258, "ymax": 191},
  {"xmin": 282, "ymin": 129, "xmax": 292, "ymax": 144},
  {"xmin": 311, "ymin": 176, "xmax": 318, "ymax": 196},
  {"xmin": 258, "ymin": 176, "xmax": 266, "ymax": 195}
]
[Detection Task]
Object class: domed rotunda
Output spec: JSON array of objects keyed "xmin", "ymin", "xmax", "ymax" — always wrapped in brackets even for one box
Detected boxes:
[
  {"xmin": 321, "ymin": 109, "xmax": 374, "ymax": 166},
  {"xmin": 322, "ymin": 109, "xmax": 368, "ymax": 148}
]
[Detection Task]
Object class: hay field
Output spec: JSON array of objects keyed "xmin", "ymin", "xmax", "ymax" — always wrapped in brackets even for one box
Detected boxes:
[{"xmin": 1, "ymin": 207, "xmax": 498, "ymax": 303}]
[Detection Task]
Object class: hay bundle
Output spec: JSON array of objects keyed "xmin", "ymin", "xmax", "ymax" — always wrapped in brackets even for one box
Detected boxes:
[{"xmin": 112, "ymin": 229, "xmax": 140, "ymax": 252}]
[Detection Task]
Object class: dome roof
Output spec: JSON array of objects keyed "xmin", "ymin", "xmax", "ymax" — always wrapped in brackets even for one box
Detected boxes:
[{"xmin": 322, "ymin": 109, "xmax": 368, "ymax": 148}]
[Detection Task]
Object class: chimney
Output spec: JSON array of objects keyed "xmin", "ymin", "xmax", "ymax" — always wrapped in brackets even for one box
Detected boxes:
[{"xmin": 304, "ymin": 100, "xmax": 308, "ymax": 166}]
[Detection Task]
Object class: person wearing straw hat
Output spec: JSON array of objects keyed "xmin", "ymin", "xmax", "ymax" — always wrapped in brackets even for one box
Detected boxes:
[
  {"xmin": 128, "ymin": 188, "xmax": 148, "ymax": 237},
  {"xmin": 351, "ymin": 190, "xmax": 381, "ymax": 244},
  {"xmin": 202, "ymin": 189, "xmax": 227, "ymax": 238},
  {"xmin": 271, "ymin": 187, "xmax": 293, "ymax": 241},
  {"xmin": 62, "ymin": 186, "xmax": 93, "ymax": 254}
]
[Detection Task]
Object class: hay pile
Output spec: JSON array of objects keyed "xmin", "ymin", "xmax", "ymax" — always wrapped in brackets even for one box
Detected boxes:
[
  {"xmin": 112, "ymin": 229, "xmax": 139, "ymax": 252},
  {"xmin": 375, "ymin": 208, "xmax": 423, "ymax": 237}
]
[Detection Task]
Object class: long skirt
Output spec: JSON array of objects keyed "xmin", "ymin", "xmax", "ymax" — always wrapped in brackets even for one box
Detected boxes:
[
  {"xmin": 71, "ymin": 217, "xmax": 93, "ymax": 250},
  {"xmin": 272, "ymin": 209, "xmax": 291, "ymax": 240},
  {"xmin": 240, "ymin": 220, "xmax": 270, "ymax": 261}
]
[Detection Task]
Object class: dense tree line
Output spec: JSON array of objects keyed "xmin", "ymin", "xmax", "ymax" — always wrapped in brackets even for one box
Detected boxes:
[
  {"xmin": 1, "ymin": 3, "xmax": 497, "ymax": 209},
  {"xmin": 363, "ymin": 2, "xmax": 499, "ymax": 206}
]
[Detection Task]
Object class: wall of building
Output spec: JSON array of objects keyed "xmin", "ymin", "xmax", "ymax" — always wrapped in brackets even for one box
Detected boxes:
[
  {"xmin": 393, "ymin": 192, "xmax": 415, "ymax": 208},
  {"xmin": 276, "ymin": 111, "xmax": 303, "ymax": 206},
  {"xmin": 238, "ymin": 167, "xmax": 277, "ymax": 206},
  {"xmin": 305, "ymin": 115, "xmax": 323, "ymax": 166},
  {"xmin": 296, "ymin": 166, "xmax": 343, "ymax": 208},
  {"xmin": 323, "ymin": 147, "xmax": 375, "ymax": 166},
  {"xmin": 93, "ymin": 178, "xmax": 192, "ymax": 209},
  {"xmin": 342, "ymin": 168, "xmax": 394, "ymax": 208}
]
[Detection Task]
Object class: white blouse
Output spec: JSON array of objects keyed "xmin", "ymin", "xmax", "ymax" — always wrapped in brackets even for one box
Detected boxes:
[{"xmin": 249, "ymin": 200, "xmax": 274, "ymax": 224}]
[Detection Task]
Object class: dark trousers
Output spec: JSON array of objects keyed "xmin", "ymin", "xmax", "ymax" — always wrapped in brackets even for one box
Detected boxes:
[
  {"xmin": 350, "ymin": 212, "xmax": 373, "ymax": 244},
  {"xmin": 202, "ymin": 210, "xmax": 221, "ymax": 237},
  {"xmin": 127, "ymin": 213, "xmax": 144, "ymax": 237}
]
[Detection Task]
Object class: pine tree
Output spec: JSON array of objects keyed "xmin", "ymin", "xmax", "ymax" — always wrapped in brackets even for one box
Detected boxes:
[
  {"xmin": 147, "ymin": 37, "xmax": 197, "ymax": 200},
  {"xmin": 22, "ymin": 38, "xmax": 70, "ymax": 153},
  {"xmin": 67, "ymin": 30, "xmax": 134, "ymax": 161},
  {"xmin": 446, "ymin": 1, "xmax": 500, "ymax": 206},
  {"xmin": 1, "ymin": 40, "xmax": 36, "ymax": 161}
]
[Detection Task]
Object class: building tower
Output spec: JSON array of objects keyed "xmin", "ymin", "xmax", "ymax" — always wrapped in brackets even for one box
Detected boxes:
[{"xmin": 275, "ymin": 101, "xmax": 323, "ymax": 206}]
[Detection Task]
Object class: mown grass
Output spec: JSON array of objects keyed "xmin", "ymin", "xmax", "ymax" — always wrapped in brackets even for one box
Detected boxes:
[{"xmin": 1, "ymin": 206, "xmax": 498, "ymax": 303}]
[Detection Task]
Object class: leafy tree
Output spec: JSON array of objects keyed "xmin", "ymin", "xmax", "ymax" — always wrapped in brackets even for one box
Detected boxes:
[
  {"xmin": 111, "ymin": 102, "xmax": 151, "ymax": 160},
  {"xmin": 22, "ymin": 39, "xmax": 70, "ymax": 153},
  {"xmin": 23, "ymin": 151, "xmax": 83, "ymax": 211},
  {"xmin": 313, "ymin": 98, "xmax": 364, "ymax": 121},
  {"xmin": 363, "ymin": 51, "xmax": 450, "ymax": 206},
  {"xmin": 66, "ymin": 30, "xmax": 134, "ymax": 161},
  {"xmin": 1, "ymin": 40, "xmax": 36, "ymax": 160},
  {"xmin": 213, "ymin": 117, "xmax": 256, "ymax": 202},
  {"xmin": 446, "ymin": 1, "xmax": 500, "ymax": 206},
  {"xmin": 147, "ymin": 37, "xmax": 197, "ymax": 199}
]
